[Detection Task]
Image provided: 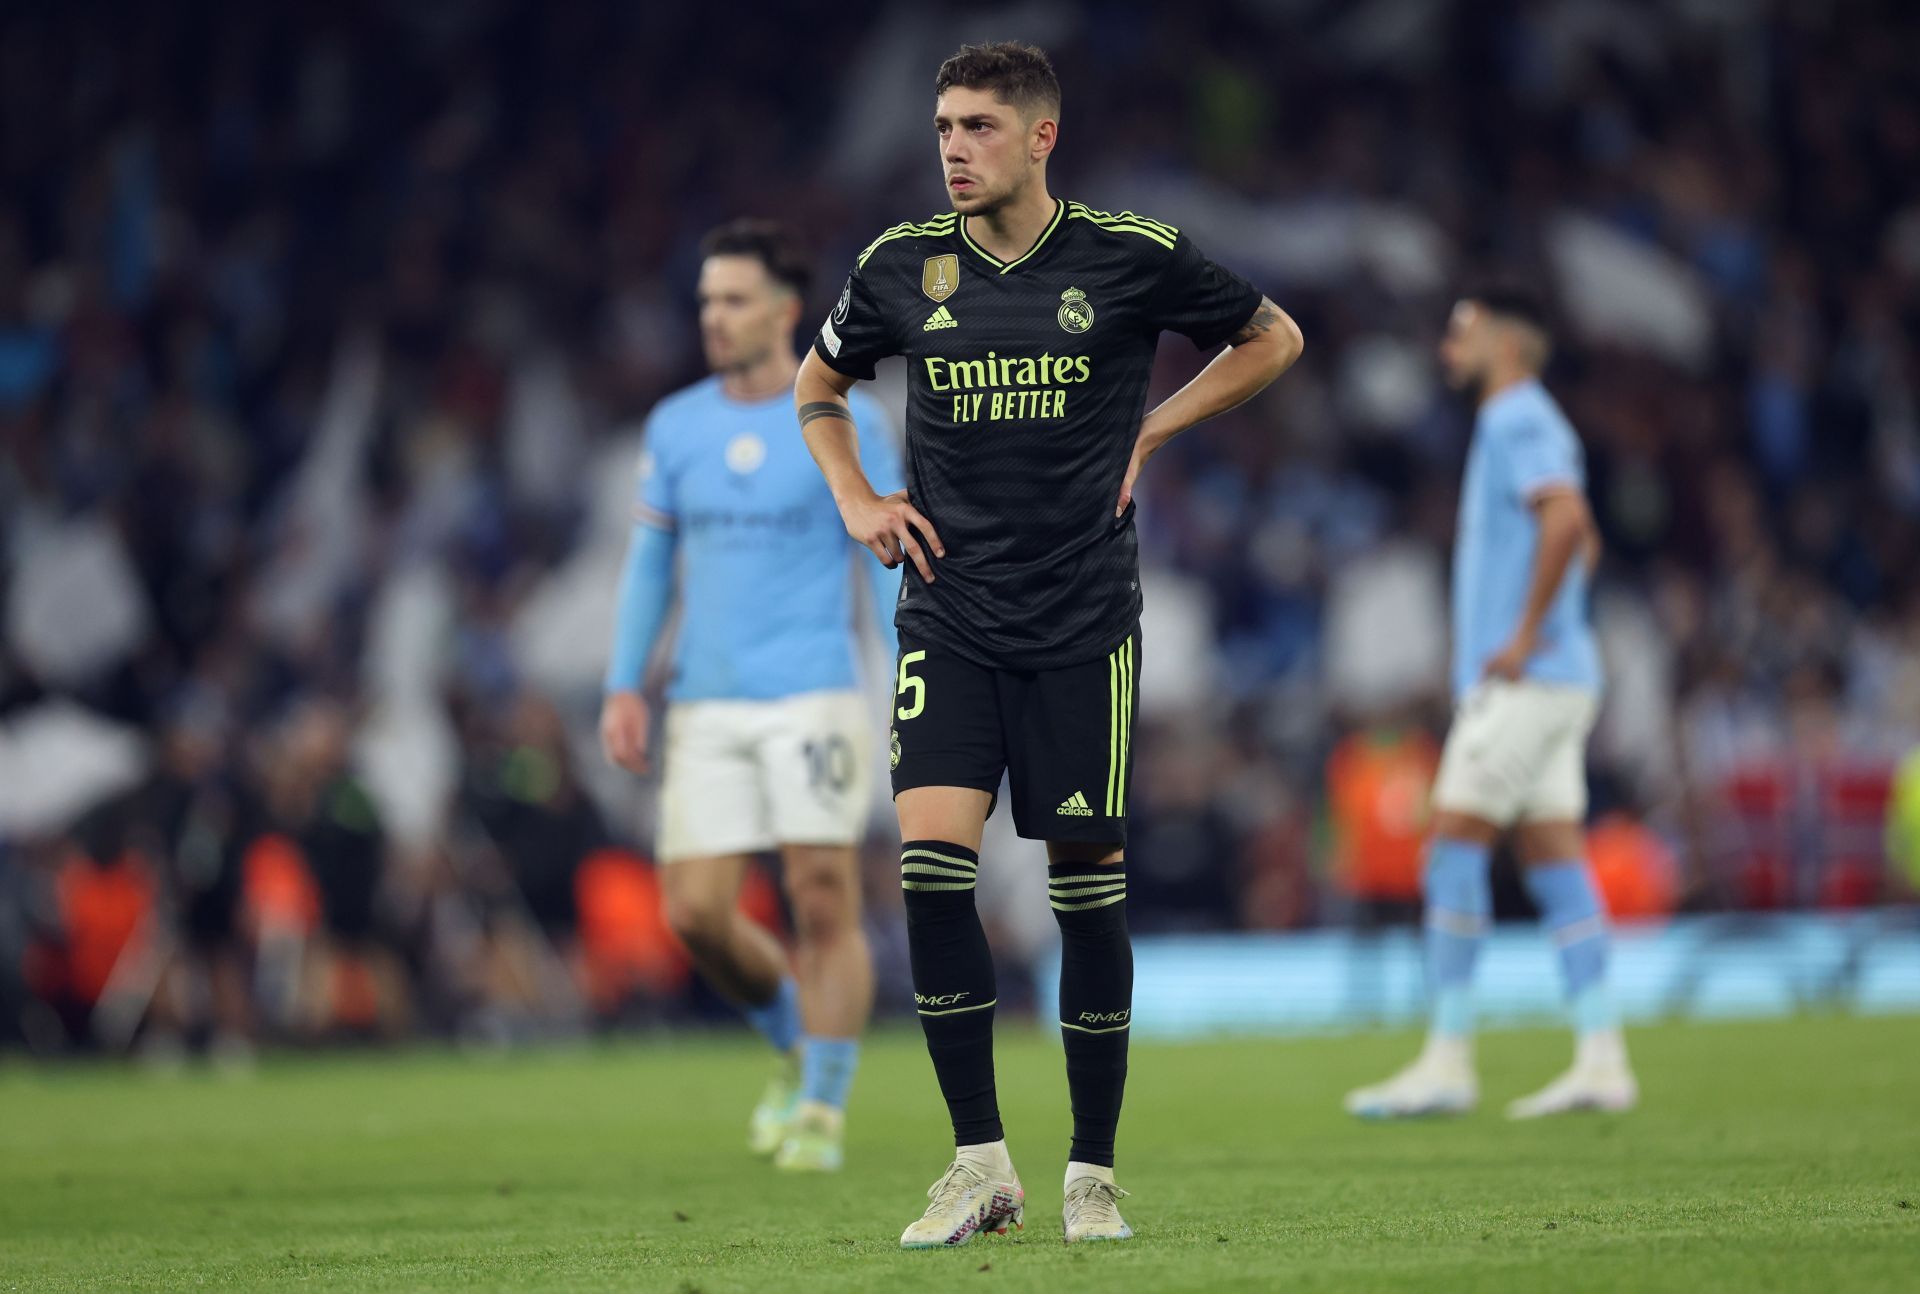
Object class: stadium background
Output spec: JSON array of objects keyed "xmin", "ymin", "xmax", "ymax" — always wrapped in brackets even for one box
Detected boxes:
[{"xmin": 3, "ymin": 0, "xmax": 1919, "ymax": 1058}]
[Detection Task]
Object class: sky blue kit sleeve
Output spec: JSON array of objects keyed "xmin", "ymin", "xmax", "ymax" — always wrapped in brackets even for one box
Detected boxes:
[
  {"xmin": 605, "ymin": 417, "xmax": 678, "ymax": 692},
  {"xmin": 1498, "ymin": 393, "xmax": 1583, "ymax": 501},
  {"xmin": 605, "ymin": 522, "xmax": 676, "ymax": 693},
  {"xmin": 850, "ymin": 391, "xmax": 904, "ymax": 660}
]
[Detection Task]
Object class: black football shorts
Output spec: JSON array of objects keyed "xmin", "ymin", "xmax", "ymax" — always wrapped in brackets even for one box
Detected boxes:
[{"xmin": 888, "ymin": 624, "xmax": 1139, "ymax": 841}]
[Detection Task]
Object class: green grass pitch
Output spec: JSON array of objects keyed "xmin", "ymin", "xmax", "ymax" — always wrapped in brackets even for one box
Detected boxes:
[{"xmin": 3, "ymin": 1015, "xmax": 1918, "ymax": 1292}]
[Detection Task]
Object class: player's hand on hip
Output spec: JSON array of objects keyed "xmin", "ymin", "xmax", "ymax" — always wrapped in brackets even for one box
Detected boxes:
[
  {"xmin": 1116, "ymin": 426, "xmax": 1165, "ymax": 517},
  {"xmin": 600, "ymin": 690, "xmax": 653, "ymax": 775},
  {"xmin": 842, "ymin": 488, "xmax": 944, "ymax": 583},
  {"xmin": 1116, "ymin": 447, "xmax": 1147, "ymax": 518},
  {"xmin": 1481, "ymin": 631, "xmax": 1536, "ymax": 682}
]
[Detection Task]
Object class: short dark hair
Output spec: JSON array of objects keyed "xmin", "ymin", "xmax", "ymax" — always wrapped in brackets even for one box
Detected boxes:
[
  {"xmin": 934, "ymin": 42, "xmax": 1061, "ymax": 121},
  {"xmin": 699, "ymin": 219, "xmax": 812, "ymax": 300},
  {"xmin": 1464, "ymin": 284, "xmax": 1552, "ymax": 342}
]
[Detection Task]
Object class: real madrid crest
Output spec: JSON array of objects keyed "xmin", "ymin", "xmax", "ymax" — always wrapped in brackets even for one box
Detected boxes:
[
  {"xmin": 1058, "ymin": 286, "xmax": 1094, "ymax": 334},
  {"xmin": 889, "ymin": 728, "xmax": 901, "ymax": 771},
  {"xmin": 922, "ymin": 254, "xmax": 959, "ymax": 302}
]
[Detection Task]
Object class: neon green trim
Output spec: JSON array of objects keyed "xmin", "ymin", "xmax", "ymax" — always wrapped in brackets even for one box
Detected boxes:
[
  {"xmin": 903, "ymin": 862, "xmax": 978, "ymax": 881},
  {"xmin": 918, "ymin": 997, "xmax": 997, "ymax": 1017},
  {"xmin": 1060, "ymin": 1019, "xmax": 1131, "ymax": 1035},
  {"xmin": 957, "ymin": 219, "xmax": 1000, "ymax": 268},
  {"xmin": 1048, "ymin": 883, "xmax": 1127, "ymax": 901},
  {"xmin": 959, "ymin": 200, "xmax": 1065, "ymax": 273},
  {"xmin": 1092, "ymin": 222, "xmax": 1177, "ymax": 250},
  {"xmin": 1047, "ymin": 873, "xmax": 1127, "ymax": 887},
  {"xmin": 1119, "ymin": 636, "xmax": 1134, "ymax": 813},
  {"xmin": 1068, "ymin": 206, "xmax": 1176, "ymax": 250},
  {"xmin": 901, "ymin": 847, "xmax": 975, "ymax": 870},
  {"xmin": 1049, "ymin": 892, "xmax": 1128, "ymax": 912},
  {"xmin": 1070, "ymin": 202, "xmax": 1177, "ymax": 237},
  {"xmin": 1105, "ymin": 648, "xmax": 1120, "ymax": 816},
  {"xmin": 857, "ymin": 215, "xmax": 957, "ymax": 268},
  {"xmin": 996, "ymin": 200, "xmax": 1065, "ymax": 273},
  {"xmin": 902, "ymin": 879, "xmax": 977, "ymax": 892}
]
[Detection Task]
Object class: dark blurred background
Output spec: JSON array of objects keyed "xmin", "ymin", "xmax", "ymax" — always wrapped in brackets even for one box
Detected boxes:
[{"xmin": 4, "ymin": 0, "xmax": 1919, "ymax": 1058}]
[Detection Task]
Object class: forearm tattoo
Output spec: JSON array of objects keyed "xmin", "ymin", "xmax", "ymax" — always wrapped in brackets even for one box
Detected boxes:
[
  {"xmin": 799, "ymin": 401, "xmax": 855, "ymax": 428},
  {"xmin": 1228, "ymin": 297, "xmax": 1283, "ymax": 346}
]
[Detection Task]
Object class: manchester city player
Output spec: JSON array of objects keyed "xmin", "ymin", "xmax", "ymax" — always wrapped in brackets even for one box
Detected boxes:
[
  {"xmin": 1345, "ymin": 289, "xmax": 1637, "ymax": 1121},
  {"xmin": 797, "ymin": 44, "xmax": 1303, "ymax": 1245},
  {"xmin": 601, "ymin": 220, "xmax": 903, "ymax": 1172}
]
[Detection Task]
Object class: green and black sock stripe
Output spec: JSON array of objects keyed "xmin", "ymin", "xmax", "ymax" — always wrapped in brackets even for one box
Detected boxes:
[
  {"xmin": 900, "ymin": 844, "xmax": 979, "ymax": 894},
  {"xmin": 1049, "ymin": 868, "xmax": 1128, "ymax": 914},
  {"xmin": 1104, "ymin": 634, "xmax": 1136, "ymax": 817}
]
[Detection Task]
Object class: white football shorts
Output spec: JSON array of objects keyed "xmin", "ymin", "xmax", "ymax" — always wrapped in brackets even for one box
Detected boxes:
[
  {"xmin": 1432, "ymin": 679, "xmax": 1599, "ymax": 826},
  {"xmin": 657, "ymin": 689, "xmax": 871, "ymax": 862}
]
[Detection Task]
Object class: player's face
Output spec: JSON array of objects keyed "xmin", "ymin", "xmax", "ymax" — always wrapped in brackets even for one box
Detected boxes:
[
  {"xmin": 935, "ymin": 87, "xmax": 1045, "ymax": 214},
  {"xmin": 698, "ymin": 256, "xmax": 795, "ymax": 374},
  {"xmin": 1438, "ymin": 300, "xmax": 1496, "ymax": 391}
]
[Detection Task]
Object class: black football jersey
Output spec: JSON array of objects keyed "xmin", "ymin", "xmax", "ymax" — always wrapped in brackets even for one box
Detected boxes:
[{"xmin": 814, "ymin": 199, "xmax": 1262, "ymax": 670}]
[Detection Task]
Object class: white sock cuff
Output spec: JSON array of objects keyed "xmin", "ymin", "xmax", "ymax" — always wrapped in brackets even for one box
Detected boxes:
[
  {"xmin": 1065, "ymin": 1160, "xmax": 1116, "ymax": 1189},
  {"xmin": 956, "ymin": 1139, "xmax": 1012, "ymax": 1172}
]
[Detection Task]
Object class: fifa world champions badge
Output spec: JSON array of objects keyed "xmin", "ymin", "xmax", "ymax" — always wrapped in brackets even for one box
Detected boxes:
[{"xmin": 922, "ymin": 255, "xmax": 959, "ymax": 302}]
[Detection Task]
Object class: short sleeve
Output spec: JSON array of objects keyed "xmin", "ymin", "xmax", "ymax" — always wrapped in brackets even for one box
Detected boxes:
[
  {"xmin": 1145, "ymin": 234, "xmax": 1264, "ymax": 351},
  {"xmin": 632, "ymin": 416, "xmax": 676, "ymax": 530},
  {"xmin": 1500, "ymin": 403, "xmax": 1584, "ymax": 502},
  {"xmin": 850, "ymin": 393, "xmax": 905, "ymax": 497},
  {"xmin": 813, "ymin": 265, "xmax": 896, "ymax": 381}
]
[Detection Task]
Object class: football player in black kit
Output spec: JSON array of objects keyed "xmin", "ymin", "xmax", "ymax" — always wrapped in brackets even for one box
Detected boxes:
[{"xmin": 796, "ymin": 41, "xmax": 1303, "ymax": 1248}]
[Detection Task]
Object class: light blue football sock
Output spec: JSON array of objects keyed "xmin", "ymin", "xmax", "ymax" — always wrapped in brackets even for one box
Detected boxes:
[
  {"xmin": 742, "ymin": 976, "xmax": 802, "ymax": 1055},
  {"xmin": 1424, "ymin": 838, "xmax": 1492, "ymax": 1039},
  {"xmin": 800, "ymin": 1037, "xmax": 861, "ymax": 1111},
  {"xmin": 1523, "ymin": 860, "xmax": 1617, "ymax": 1037}
]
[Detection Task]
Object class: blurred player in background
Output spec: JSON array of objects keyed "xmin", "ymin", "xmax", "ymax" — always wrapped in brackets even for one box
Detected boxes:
[
  {"xmin": 1346, "ymin": 289, "xmax": 1636, "ymax": 1120},
  {"xmin": 798, "ymin": 43, "xmax": 1302, "ymax": 1245},
  {"xmin": 601, "ymin": 220, "xmax": 903, "ymax": 1172}
]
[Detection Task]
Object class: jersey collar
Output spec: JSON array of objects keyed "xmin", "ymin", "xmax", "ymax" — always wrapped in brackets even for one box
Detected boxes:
[{"xmin": 959, "ymin": 199, "xmax": 1066, "ymax": 274}]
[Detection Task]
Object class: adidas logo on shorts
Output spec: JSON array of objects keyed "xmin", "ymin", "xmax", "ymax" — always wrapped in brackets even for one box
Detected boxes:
[
  {"xmin": 1057, "ymin": 790, "xmax": 1094, "ymax": 817},
  {"xmin": 923, "ymin": 304, "xmax": 958, "ymax": 331}
]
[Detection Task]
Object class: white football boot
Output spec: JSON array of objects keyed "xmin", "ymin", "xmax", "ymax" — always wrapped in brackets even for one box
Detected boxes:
[
  {"xmin": 1506, "ymin": 1033, "xmax": 1638, "ymax": 1119},
  {"xmin": 1062, "ymin": 1170, "xmax": 1133, "ymax": 1243},
  {"xmin": 899, "ymin": 1152, "xmax": 1024, "ymax": 1248},
  {"xmin": 1344, "ymin": 1037, "xmax": 1479, "ymax": 1119},
  {"xmin": 746, "ymin": 1057, "xmax": 799, "ymax": 1156},
  {"xmin": 773, "ymin": 1100, "xmax": 844, "ymax": 1173}
]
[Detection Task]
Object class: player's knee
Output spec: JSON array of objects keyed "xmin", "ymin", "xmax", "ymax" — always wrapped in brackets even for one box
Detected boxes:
[
  {"xmin": 662, "ymin": 888, "xmax": 731, "ymax": 955},
  {"xmin": 1430, "ymin": 810, "xmax": 1500, "ymax": 846},
  {"xmin": 1047, "ymin": 839, "xmax": 1124, "ymax": 868},
  {"xmin": 785, "ymin": 863, "xmax": 859, "ymax": 942}
]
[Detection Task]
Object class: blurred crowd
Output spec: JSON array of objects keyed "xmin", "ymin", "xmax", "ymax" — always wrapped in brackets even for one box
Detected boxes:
[{"xmin": 3, "ymin": 0, "xmax": 1919, "ymax": 1055}]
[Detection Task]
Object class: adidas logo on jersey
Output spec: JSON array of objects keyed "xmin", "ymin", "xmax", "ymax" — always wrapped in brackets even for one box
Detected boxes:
[
  {"xmin": 1057, "ymin": 791, "xmax": 1094, "ymax": 817},
  {"xmin": 923, "ymin": 304, "xmax": 958, "ymax": 331}
]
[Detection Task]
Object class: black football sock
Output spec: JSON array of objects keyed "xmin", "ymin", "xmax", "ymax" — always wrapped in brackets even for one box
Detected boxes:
[
  {"xmin": 901, "ymin": 840, "xmax": 1002, "ymax": 1146},
  {"xmin": 1049, "ymin": 857, "xmax": 1132, "ymax": 1168}
]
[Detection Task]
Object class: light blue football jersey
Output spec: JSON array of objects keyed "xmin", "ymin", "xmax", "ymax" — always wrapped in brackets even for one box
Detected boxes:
[
  {"xmin": 633, "ymin": 377, "xmax": 903, "ymax": 702},
  {"xmin": 1451, "ymin": 378, "xmax": 1603, "ymax": 700}
]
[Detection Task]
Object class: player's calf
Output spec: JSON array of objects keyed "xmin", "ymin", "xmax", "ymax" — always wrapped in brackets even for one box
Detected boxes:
[
  {"xmin": 775, "ymin": 845, "xmax": 872, "ymax": 1170},
  {"xmin": 901, "ymin": 840, "xmax": 1003, "ymax": 1148},
  {"xmin": 1048, "ymin": 852, "xmax": 1132, "ymax": 1181}
]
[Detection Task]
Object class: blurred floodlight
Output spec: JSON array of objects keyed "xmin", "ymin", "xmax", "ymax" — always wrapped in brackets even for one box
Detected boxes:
[
  {"xmin": 0, "ymin": 701, "xmax": 148, "ymax": 836},
  {"xmin": 1549, "ymin": 213, "xmax": 1714, "ymax": 371}
]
